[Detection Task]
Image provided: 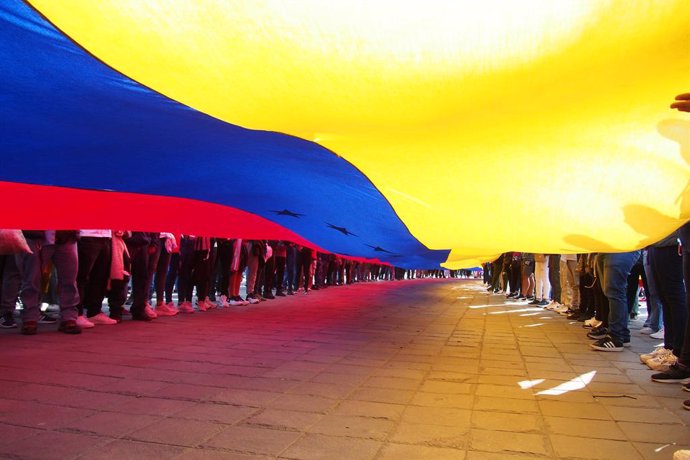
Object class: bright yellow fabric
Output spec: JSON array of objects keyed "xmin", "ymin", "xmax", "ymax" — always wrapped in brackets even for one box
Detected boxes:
[{"xmin": 30, "ymin": 0, "xmax": 690, "ymax": 268}]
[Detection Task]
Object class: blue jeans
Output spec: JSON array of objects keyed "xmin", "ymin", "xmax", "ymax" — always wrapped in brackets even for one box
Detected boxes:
[
  {"xmin": 597, "ymin": 251, "xmax": 641, "ymax": 343},
  {"xmin": 16, "ymin": 239, "xmax": 79, "ymax": 322}
]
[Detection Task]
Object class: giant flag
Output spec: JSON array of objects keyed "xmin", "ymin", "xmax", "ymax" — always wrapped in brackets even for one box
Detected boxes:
[{"xmin": 1, "ymin": 0, "xmax": 689, "ymax": 268}]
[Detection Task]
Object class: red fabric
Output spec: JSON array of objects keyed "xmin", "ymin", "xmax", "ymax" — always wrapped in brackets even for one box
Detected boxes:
[{"xmin": 0, "ymin": 181, "xmax": 386, "ymax": 265}]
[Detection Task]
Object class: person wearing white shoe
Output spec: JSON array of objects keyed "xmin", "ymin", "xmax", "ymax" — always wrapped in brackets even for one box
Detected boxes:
[
  {"xmin": 218, "ymin": 295, "xmax": 230, "ymax": 308},
  {"xmin": 155, "ymin": 301, "xmax": 177, "ymax": 316},
  {"xmin": 76, "ymin": 315, "xmax": 95, "ymax": 328},
  {"xmin": 178, "ymin": 301, "xmax": 194, "ymax": 314},
  {"xmin": 89, "ymin": 312, "xmax": 117, "ymax": 325},
  {"xmin": 144, "ymin": 303, "xmax": 158, "ymax": 319},
  {"xmin": 641, "ymin": 346, "xmax": 672, "ymax": 364},
  {"xmin": 647, "ymin": 352, "xmax": 678, "ymax": 372},
  {"xmin": 650, "ymin": 328, "xmax": 665, "ymax": 340}
]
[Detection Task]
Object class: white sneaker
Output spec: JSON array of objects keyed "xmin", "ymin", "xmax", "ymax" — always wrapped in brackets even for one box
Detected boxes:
[
  {"xmin": 246, "ymin": 295, "xmax": 260, "ymax": 305},
  {"xmin": 76, "ymin": 315, "xmax": 95, "ymax": 329},
  {"xmin": 647, "ymin": 353, "xmax": 678, "ymax": 371},
  {"xmin": 640, "ymin": 347, "xmax": 671, "ymax": 364},
  {"xmin": 584, "ymin": 317, "xmax": 602, "ymax": 328},
  {"xmin": 555, "ymin": 305, "xmax": 570, "ymax": 315},
  {"xmin": 650, "ymin": 329, "xmax": 665, "ymax": 340},
  {"xmin": 165, "ymin": 302, "xmax": 179, "ymax": 314},
  {"xmin": 155, "ymin": 302, "xmax": 178, "ymax": 316},
  {"xmin": 545, "ymin": 301, "xmax": 558, "ymax": 311},
  {"xmin": 144, "ymin": 304, "xmax": 158, "ymax": 319},
  {"xmin": 218, "ymin": 295, "xmax": 230, "ymax": 308},
  {"xmin": 178, "ymin": 301, "xmax": 195, "ymax": 314},
  {"xmin": 89, "ymin": 312, "xmax": 117, "ymax": 325}
]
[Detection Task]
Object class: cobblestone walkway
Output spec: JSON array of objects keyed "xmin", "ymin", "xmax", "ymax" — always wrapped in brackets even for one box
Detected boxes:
[{"xmin": 1, "ymin": 279, "xmax": 689, "ymax": 459}]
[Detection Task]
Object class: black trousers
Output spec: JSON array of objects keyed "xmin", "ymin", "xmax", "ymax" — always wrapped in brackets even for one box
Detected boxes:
[
  {"xmin": 126, "ymin": 243, "xmax": 149, "ymax": 315},
  {"xmin": 548, "ymin": 254, "xmax": 561, "ymax": 303},
  {"xmin": 77, "ymin": 237, "xmax": 112, "ymax": 317},
  {"xmin": 274, "ymin": 256, "xmax": 286, "ymax": 292}
]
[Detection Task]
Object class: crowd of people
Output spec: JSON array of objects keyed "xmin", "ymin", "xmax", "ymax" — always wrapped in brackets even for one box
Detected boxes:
[
  {"xmin": 482, "ymin": 229, "xmax": 690, "ymax": 410},
  {"xmin": 0, "ymin": 231, "xmax": 460, "ymax": 335}
]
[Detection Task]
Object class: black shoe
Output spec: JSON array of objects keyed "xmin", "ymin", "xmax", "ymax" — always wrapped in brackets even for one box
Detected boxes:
[
  {"xmin": 651, "ymin": 363, "xmax": 690, "ymax": 383},
  {"xmin": 263, "ymin": 293, "xmax": 275, "ymax": 300},
  {"xmin": 131, "ymin": 313, "xmax": 153, "ymax": 322},
  {"xmin": 590, "ymin": 335, "xmax": 624, "ymax": 352},
  {"xmin": 38, "ymin": 313, "xmax": 57, "ymax": 324},
  {"xmin": 109, "ymin": 314, "xmax": 123, "ymax": 324},
  {"xmin": 275, "ymin": 290, "xmax": 286, "ymax": 297},
  {"xmin": 528, "ymin": 299, "xmax": 540, "ymax": 305},
  {"xmin": 567, "ymin": 311, "xmax": 580, "ymax": 320},
  {"xmin": 587, "ymin": 326, "xmax": 608, "ymax": 340},
  {"xmin": 21, "ymin": 320, "xmax": 38, "ymax": 335},
  {"xmin": 683, "ymin": 400, "xmax": 690, "ymax": 410},
  {"xmin": 576, "ymin": 312, "xmax": 590, "ymax": 322},
  {"xmin": 683, "ymin": 382, "xmax": 690, "ymax": 392},
  {"xmin": 58, "ymin": 320, "xmax": 82, "ymax": 334},
  {"xmin": 1, "ymin": 313, "xmax": 17, "ymax": 328},
  {"xmin": 537, "ymin": 300, "xmax": 549, "ymax": 307}
]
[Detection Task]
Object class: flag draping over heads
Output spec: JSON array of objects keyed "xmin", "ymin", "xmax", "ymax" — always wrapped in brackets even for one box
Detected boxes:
[{"xmin": 1, "ymin": 0, "xmax": 689, "ymax": 268}]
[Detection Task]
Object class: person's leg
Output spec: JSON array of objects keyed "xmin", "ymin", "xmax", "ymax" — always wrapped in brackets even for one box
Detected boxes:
[
  {"xmin": 165, "ymin": 252, "xmax": 180, "ymax": 303},
  {"xmin": 650, "ymin": 246, "xmax": 686, "ymax": 356},
  {"xmin": 643, "ymin": 251, "xmax": 663, "ymax": 332},
  {"xmin": 568, "ymin": 260, "xmax": 579, "ymax": 308},
  {"xmin": 593, "ymin": 277, "xmax": 609, "ymax": 326},
  {"xmin": 626, "ymin": 261, "xmax": 642, "ymax": 318},
  {"xmin": 263, "ymin": 255, "xmax": 276, "ymax": 298},
  {"xmin": 275, "ymin": 256, "xmax": 286, "ymax": 295},
  {"xmin": 676, "ymin": 224, "xmax": 690, "ymax": 366},
  {"xmin": 17, "ymin": 239, "xmax": 44, "ymax": 328},
  {"xmin": 155, "ymin": 242, "xmax": 171, "ymax": 305},
  {"xmin": 217, "ymin": 242, "xmax": 232, "ymax": 298},
  {"xmin": 145, "ymin": 238, "xmax": 162, "ymax": 304},
  {"xmin": 579, "ymin": 272, "xmax": 594, "ymax": 319},
  {"xmin": 76, "ymin": 237, "xmax": 101, "ymax": 317},
  {"xmin": 107, "ymin": 279, "xmax": 127, "ymax": 321},
  {"xmin": 128, "ymin": 244, "xmax": 149, "ymax": 318},
  {"xmin": 602, "ymin": 251, "xmax": 640, "ymax": 344},
  {"xmin": 178, "ymin": 241, "xmax": 195, "ymax": 303},
  {"xmin": 246, "ymin": 253, "xmax": 259, "ymax": 298},
  {"xmin": 549, "ymin": 255, "xmax": 561, "ymax": 304},
  {"xmin": 83, "ymin": 238, "xmax": 112, "ymax": 318},
  {"xmin": 0, "ymin": 255, "xmax": 21, "ymax": 326},
  {"xmin": 51, "ymin": 241, "xmax": 80, "ymax": 323},
  {"xmin": 560, "ymin": 259, "xmax": 571, "ymax": 307},
  {"xmin": 207, "ymin": 243, "xmax": 218, "ymax": 301}
]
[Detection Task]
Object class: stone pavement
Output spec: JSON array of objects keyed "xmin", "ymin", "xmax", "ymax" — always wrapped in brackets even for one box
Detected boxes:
[{"xmin": 1, "ymin": 278, "xmax": 689, "ymax": 459}]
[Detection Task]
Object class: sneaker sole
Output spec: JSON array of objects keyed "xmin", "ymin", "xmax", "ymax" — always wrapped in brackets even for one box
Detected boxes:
[
  {"xmin": 590, "ymin": 344, "xmax": 624, "ymax": 352},
  {"xmin": 651, "ymin": 376, "xmax": 690, "ymax": 384}
]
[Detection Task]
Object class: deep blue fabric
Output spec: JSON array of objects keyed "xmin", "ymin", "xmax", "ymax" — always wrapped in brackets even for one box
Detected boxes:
[{"xmin": 0, "ymin": 1, "xmax": 449, "ymax": 268}]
